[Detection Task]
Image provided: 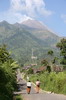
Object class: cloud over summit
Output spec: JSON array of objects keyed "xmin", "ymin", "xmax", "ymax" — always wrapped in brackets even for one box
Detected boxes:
[
  {"xmin": 0, "ymin": 0, "xmax": 53, "ymax": 23},
  {"xmin": 11, "ymin": 0, "xmax": 53, "ymax": 17}
]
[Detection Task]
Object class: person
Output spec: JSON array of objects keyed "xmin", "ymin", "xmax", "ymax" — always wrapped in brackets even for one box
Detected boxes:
[
  {"xmin": 27, "ymin": 76, "xmax": 29, "ymax": 81},
  {"xmin": 27, "ymin": 81, "xmax": 31, "ymax": 94},
  {"xmin": 36, "ymin": 79, "xmax": 40, "ymax": 93}
]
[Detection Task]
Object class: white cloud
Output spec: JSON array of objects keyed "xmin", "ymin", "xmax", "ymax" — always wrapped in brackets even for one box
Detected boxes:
[
  {"xmin": 61, "ymin": 14, "xmax": 66, "ymax": 23},
  {"xmin": 10, "ymin": 0, "xmax": 25, "ymax": 11},
  {"xmin": 0, "ymin": 0, "xmax": 53, "ymax": 23},
  {"xmin": 10, "ymin": 0, "xmax": 53, "ymax": 17}
]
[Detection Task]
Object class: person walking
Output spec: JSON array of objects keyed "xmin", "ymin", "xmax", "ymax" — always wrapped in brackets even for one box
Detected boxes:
[
  {"xmin": 36, "ymin": 79, "xmax": 40, "ymax": 93},
  {"xmin": 27, "ymin": 81, "xmax": 31, "ymax": 94},
  {"xmin": 27, "ymin": 76, "xmax": 29, "ymax": 81}
]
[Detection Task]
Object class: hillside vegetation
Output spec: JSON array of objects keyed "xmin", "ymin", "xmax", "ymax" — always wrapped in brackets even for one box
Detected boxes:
[
  {"xmin": 30, "ymin": 72, "xmax": 66, "ymax": 94},
  {"xmin": 0, "ymin": 20, "xmax": 60, "ymax": 65}
]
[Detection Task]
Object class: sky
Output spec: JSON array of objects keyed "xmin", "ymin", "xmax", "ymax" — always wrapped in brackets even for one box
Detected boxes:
[{"xmin": 0, "ymin": 0, "xmax": 66, "ymax": 37}]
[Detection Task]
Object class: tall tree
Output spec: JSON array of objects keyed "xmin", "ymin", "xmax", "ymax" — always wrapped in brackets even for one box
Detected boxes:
[{"xmin": 56, "ymin": 38, "xmax": 66, "ymax": 66}]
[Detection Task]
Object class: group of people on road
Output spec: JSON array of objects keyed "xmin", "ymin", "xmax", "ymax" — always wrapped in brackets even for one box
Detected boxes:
[
  {"xmin": 16, "ymin": 70, "xmax": 40, "ymax": 94},
  {"xmin": 27, "ymin": 78, "xmax": 40, "ymax": 94}
]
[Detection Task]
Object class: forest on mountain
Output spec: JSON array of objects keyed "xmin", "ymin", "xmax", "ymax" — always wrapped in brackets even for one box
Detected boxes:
[{"xmin": 0, "ymin": 20, "xmax": 60, "ymax": 66}]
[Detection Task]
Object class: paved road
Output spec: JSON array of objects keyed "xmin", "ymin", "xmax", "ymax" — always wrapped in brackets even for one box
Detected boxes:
[{"xmin": 15, "ymin": 69, "xmax": 66, "ymax": 100}]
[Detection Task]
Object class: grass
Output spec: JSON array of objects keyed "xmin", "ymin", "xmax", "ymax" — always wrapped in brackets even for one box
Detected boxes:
[{"xmin": 16, "ymin": 95, "xmax": 23, "ymax": 100}]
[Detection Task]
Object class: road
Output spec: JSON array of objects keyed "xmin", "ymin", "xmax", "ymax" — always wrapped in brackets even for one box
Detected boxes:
[{"xmin": 15, "ymin": 69, "xmax": 66, "ymax": 100}]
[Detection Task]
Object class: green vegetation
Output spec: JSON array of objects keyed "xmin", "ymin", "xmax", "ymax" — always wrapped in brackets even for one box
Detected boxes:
[
  {"xmin": 56, "ymin": 38, "xmax": 66, "ymax": 69},
  {"xmin": 48, "ymin": 50, "xmax": 54, "ymax": 56},
  {"xmin": 25, "ymin": 38, "xmax": 66, "ymax": 95},
  {"xmin": 0, "ymin": 21, "xmax": 66, "ymax": 96},
  {"xmin": 27, "ymin": 68, "xmax": 34, "ymax": 74},
  {"xmin": 16, "ymin": 95, "xmax": 22, "ymax": 100},
  {"xmin": 0, "ymin": 45, "xmax": 18, "ymax": 100},
  {"xmin": 41, "ymin": 59, "xmax": 48, "ymax": 66},
  {"xmin": 0, "ymin": 21, "xmax": 60, "ymax": 66},
  {"xmin": 30, "ymin": 71, "xmax": 66, "ymax": 94}
]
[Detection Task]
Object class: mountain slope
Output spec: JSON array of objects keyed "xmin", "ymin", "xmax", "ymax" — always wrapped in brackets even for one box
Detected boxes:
[
  {"xmin": 21, "ymin": 19, "xmax": 60, "ymax": 47},
  {"xmin": 21, "ymin": 19, "xmax": 48, "ymax": 30},
  {"xmin": 0, "ymin": 20, "xmax": 60, "ymax": 65}
]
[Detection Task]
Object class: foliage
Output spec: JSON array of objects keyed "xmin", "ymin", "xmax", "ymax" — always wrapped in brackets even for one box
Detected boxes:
[
  {"xmin": 27, "ymin": 68, "xmax": 33, "ymax": 74},
  {"xmin": 0, "ymin": 21, "xmax": 60, "ymax": 65},
  {"xmin": 46, "ymin": 66, "xmax": 51, "ymax": 73},
  {"xmin": 30, "ymin": 71, "xmax": 66, "ymax": 94},
  {"xmin": 16, "ymin": 95, "xmax": 22, "ymax": 100},
  {"xmin": 52, "ymin": 57, "xmax": 59, "ymax": 64},
  {"xmin": 56, "ymin": 38, "xmax": 66, "ymax": 66},
  {"xmin": 41, "ymin": 59, "xmax": 48, "ymax": 66},
  {"xmin": 0, "ymin": 44, "xmax": 11, "ymax": 64},
  {"xmin": 48, "ymin": 50, "xmax": 54, "ymax": 56},
  {"xmin": 0, "ymin": 45, "xmax": 17, "ymax": 100}
]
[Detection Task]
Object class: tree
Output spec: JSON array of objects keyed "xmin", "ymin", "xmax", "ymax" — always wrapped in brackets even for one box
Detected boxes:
[
  {"xmin": 47, "ymin": 50, "xmax": 54, "ymax": 71},
  {"xmin": 52, "ymin": 57, "xmax": 59, "ymax": 64},
  {"xmin": 56, "ymin": 38, "xmax": 66, "ymax": 67},
  {"xmin": 48, "ymin": 50, "xmax": 54, "ymax": 56},
  {"xmin": 47, "ymin": 50, "xmax": 54, "ymax": 64},
  {"xmin": 0, "ymin": 44, "xmax": 17, "ymax": 100},
  {"xmin": 41, "ymin": 59, "xmax": 48, "ymax": 66},
  {"xmin": 46, "ymin": 66, "xmax": 51, "ymax": 73},
  {"xmin": 0, "ymin": 44, "xmax": 11, "ymax": 64},
  {"xmin": 27, "ymin": 68, "xmax": 33, "ymax": 74}
]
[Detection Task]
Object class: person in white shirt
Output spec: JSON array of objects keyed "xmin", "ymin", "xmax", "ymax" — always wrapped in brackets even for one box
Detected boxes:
[
  {"xmin": 27, "ymin": 81, "xmax": 31, "ymax": 94},
  {"xmin": 36, "ymin": 79, "xmax": 40, "ymax": 93}
]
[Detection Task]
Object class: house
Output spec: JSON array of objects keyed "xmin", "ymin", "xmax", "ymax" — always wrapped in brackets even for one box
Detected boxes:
[
  {"xmin": 53, "ymin": 65, "xmax": 63, "ymax": 72},
  {"xmin": 33, "ymin": 66, "xmax": 46, "ymax": 73}
]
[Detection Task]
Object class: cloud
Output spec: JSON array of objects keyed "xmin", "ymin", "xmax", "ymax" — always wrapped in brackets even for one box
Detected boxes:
[
  {"xmin": 61, "ymin": 14, "xmax": 66, "ymax": 23},
  {"xmin": 0, "ymin": 0, "xmax": 53, "ymax": 23},
  {"xmin": 10, "ymin": 0, "xmax": 53, "ymax": 17}
]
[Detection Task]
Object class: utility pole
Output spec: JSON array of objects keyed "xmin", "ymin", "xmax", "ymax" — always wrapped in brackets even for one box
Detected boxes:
[{"xmin": 31, "ymin": 48, "xmax": 37, "ymax": 66}]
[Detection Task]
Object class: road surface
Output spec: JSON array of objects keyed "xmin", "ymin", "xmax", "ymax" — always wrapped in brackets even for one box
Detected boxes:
[{"xmin": 15, "ymin": 69, "xmax": 66, "ymax": 100}]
